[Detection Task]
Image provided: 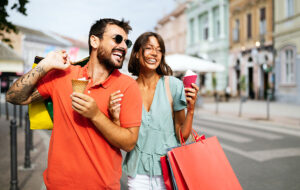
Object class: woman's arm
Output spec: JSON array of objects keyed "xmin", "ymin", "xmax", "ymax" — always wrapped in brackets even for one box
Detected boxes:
[{"xmin": 174, "ymin": 83, "xmax": 199, "ymax": 141}]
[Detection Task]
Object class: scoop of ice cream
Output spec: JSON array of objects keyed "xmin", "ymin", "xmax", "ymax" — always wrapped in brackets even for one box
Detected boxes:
[
  {"xmin": 184, "ymin": 69, "xmax": 197, "ymax": 77},
  {"xmin": 78, "ymin": 77, "xmax": 88, "ymax": 81}
]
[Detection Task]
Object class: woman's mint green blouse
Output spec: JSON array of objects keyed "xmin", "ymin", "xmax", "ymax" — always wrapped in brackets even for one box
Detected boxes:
[{"xmin": 123, "ymin": 76, "xmax": 187, "ymax": 177}]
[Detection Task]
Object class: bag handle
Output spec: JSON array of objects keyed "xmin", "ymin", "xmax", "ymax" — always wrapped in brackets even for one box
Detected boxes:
[
  {"xmin": 179, "ymin": 129, "xmax": 206, "ymax": 145},
  {"xmin": 164, "ymin": 76, "xmax": 174, "ymax": 118}
]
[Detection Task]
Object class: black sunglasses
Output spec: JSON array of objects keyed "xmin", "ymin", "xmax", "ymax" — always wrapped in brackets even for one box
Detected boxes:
[{"xmin": 113, "ymin": 34, "xmax": 132, "ymax": 48}]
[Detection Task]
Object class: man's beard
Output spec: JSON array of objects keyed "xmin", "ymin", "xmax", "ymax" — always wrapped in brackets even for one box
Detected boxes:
[{"xmin": 97, "ymin": 45, "xmax": 123, "ymax": 70}]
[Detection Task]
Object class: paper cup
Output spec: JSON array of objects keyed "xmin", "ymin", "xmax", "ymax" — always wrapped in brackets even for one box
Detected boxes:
[
  {"xmin": 183, "ymin": 75, "xmax": 197, "ymax": 88},
  {"xmin": 71, "ymin": 79, "xmax": 88, "ymax": 93}
]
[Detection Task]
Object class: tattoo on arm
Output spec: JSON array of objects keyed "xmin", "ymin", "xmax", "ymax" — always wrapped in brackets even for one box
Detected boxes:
[
  {"xmin": 6, "ymin": 65, "xmax": 46, "ymax": 104},
  {"xmin": 30, "ymin": 89, "xmax": 44, "ymax": 103}
]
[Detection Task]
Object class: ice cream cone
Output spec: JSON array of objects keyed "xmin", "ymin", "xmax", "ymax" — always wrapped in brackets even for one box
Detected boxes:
[{"xmin": 72, "ymin": 79, "xmax": 88, "ymax": 93}]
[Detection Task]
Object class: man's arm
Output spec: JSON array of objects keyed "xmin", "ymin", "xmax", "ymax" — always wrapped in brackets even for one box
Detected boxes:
[
  {"xmin": 6, "ymin": 66, "xmax": 47, "ymax": 105},
  {"xmin": 6, "ymin": 50, "xmax": 70, "ymax": 105},
  {"xmin": 91, "ymin": 112, "xmax": 139, "ymax": 152},
  {"xmin": 71, "ymin": 92, "xmax": 140, "ymax": 152}
]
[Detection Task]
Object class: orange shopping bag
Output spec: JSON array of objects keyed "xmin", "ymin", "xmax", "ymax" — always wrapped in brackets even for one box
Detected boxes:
[{"xmin": 167, "ymin": 135, "xmax": 243, "ymax": 190}]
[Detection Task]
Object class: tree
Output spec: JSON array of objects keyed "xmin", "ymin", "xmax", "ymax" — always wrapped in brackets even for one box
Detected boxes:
[
  {"xmin": 239, "ymin": 75, "xmax": 246, "ymax": 94},
  {"xmin": 0, "ymin": 0, "xmax": 29, "ymax": 48}
]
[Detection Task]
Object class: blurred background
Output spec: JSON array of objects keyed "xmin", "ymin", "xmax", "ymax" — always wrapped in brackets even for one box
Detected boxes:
[
  {"xmin": 1, "ymin": 0, "xmax": 300, "ymax": 104},
  {"xmin": 1, "ymin": 0, "xmax": 300, "ymax": 190}
]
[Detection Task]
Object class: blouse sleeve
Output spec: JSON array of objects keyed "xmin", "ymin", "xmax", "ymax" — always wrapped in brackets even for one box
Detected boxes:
[{"xmin": 169, "ymin": 76, "xmax": 187, "ymax": 111}]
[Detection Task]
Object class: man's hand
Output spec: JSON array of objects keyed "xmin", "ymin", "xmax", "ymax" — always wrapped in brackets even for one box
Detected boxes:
[
  {"xmin": 40, "ymin": 50, "xmax": 71, "ymax": 73},
  {"xmin": 71, "ymin": 92, "xmax": 100, "ymax": 119}
]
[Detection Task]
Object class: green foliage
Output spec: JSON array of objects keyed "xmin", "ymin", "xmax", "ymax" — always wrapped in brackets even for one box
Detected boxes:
[
  {"xmin": 0, "ymin": 0, "xmax": 29, "ymax": 48},
  {"xmin": 239, "ymin": 75, "xmax": 246, "ymax": 92},
  {"xmin": 212, "ymin": 74, "xmax": 217, "ymax": 90}
]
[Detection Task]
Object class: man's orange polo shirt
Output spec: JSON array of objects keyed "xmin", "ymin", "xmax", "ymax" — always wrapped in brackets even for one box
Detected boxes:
[{"xmin": 37, "ymin": 64, "xmax": 142, "ymax": 190}]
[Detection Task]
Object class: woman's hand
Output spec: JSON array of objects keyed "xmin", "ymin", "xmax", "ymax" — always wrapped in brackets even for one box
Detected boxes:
[
  {"xmin": 184, "ymin": 83, "xmax": 199, "ymax": 112},
  {"xmin": 108, "ymin": 90, "xmax": 123, "ymax": 124}
]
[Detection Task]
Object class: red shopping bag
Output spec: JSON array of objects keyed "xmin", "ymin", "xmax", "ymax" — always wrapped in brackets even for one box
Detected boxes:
[
  {"xmin": 167, "ymin": 136, "xmax": 243, "ymax": 190},
  {"xmin": 160, "ymin": 156, "xmax": 174, "ymax": 190}
]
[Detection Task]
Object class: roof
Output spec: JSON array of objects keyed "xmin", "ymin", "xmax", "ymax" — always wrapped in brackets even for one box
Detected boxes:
[
  {"xmin": 56, "ymin": 34, "xmax": 88, "ymax": 49},
  {"xmin": 157, "ymin": 2, "xmax": 188, "ymax": 26},
  {"xmin": 17, "ymin": 25, "xmax": 69, "ymax": 47}
]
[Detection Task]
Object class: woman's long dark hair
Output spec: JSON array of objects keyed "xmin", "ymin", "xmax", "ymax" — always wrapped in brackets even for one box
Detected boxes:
[{"xmin": 128, "ymin": 32, "xmax": 173, "ymax": 76}]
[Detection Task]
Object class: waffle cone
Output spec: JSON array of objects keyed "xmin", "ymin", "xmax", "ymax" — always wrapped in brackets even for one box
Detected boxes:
[{"xmin": 72, "ymin": 79, "xmax": 88, "ymax": 93}]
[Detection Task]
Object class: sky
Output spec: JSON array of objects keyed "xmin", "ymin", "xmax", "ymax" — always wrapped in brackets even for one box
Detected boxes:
[{"xmin": 8, "ymin": 0, "xmax": 177, "ymax": 42}]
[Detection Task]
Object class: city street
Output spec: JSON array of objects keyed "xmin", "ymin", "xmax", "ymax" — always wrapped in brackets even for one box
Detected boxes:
[
  {"xmin": 193, "ymin": 117, "xmax": 300, "ymax": 190},
  {"xmin": 2, "ymin": 0, "xmax": 300, "ymax": 189},
  {"xmin": 1, "ymin": 97, "xmax": 300, "ymax": 190}
]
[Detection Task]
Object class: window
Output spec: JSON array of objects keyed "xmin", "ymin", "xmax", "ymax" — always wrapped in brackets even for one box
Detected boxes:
[
  {"xmin": 203, "ymin": 15, "xmax": 209, "ymax": 40},
  {"xmin": 286, "ymin": 0, "xmax": 294, "ymax": 17},
  {"xmin": 198, "ymin": 15, "xmax": 202, "ymax": 41},
  {"xmin": 189, "ymin": 18, "xmax": 195, "ymax": 44},
  {"xmin": 260, "ymin": 8, "xmax": 266, "ymax": 35},
  {"xmin": 281, "ymin": 48, "xmax": 296, "ymax": 84},
  {"xmin": 233, "ymin": 19, "xmax": 240, "ymax": 42},
  {"xmin": 213, "ymin": 7, "xmax": 220, "ymax": 39},
  {"xmin": 247, "ymin": 14, "xmax": 252, "ymax": 39},
  {"xmin": 217, "ymin": 21, "xmax": 220, "ymax": 37}
]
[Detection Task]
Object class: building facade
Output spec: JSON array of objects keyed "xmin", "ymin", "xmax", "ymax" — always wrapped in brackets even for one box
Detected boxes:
[
  {"xmin": 2, "ymin": 26, "xmax": 90, "ymax": 74},
  {"xmin": 186, "ymin": 0, "xmax": 229, "ymax": 93},
  {"xmin": 274, "ymin": 0, "xmax": 300, "ymax": 104},
  {"xmin": 228, "ymin": 0, "xmax": 273, "ymax": 99},
  {"xmin": 1, "ymin": 25, "xmax": 89, "ymax": 93},
  {"xmin": 155, "ymin": 2, "xmax": 188, "ymax": 54}
]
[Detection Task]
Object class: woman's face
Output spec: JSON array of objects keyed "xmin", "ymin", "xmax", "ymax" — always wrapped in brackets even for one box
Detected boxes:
[{"xmin": 138, "ymin": 36, "xmax": 162, "ymax": 73}]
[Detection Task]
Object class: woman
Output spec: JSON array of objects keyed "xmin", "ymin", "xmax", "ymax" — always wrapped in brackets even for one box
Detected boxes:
[{"xmin": 108, "ymin": 32, "xmax": 199, "ymax": 189}]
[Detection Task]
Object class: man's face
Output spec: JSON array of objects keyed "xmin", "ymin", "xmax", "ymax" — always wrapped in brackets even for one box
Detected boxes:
[{"xmin": 97, "ymin": 24, "xmax": 129, "ymax": 69}]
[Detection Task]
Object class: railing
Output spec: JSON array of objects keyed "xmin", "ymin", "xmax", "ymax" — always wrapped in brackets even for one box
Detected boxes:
[{"xmin": 1, "ymin": 99, "xmax": 34, "ymax": 190}]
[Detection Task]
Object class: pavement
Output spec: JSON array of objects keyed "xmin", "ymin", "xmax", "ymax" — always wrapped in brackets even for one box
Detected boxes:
[
  {"xmin": 0, "ymin": 96, "xmax": 300, "ymax": 190},
  {"xmin": 195, "ymin": 97, "xmax": 300, "ymax": 129}
]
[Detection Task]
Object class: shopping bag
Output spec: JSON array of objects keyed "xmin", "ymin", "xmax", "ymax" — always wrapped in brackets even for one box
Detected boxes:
[
  {"xmin": 160, "ymin": 156, "xmax": 174, "ymax": 190},
  {"xmin": 167, "ymin": 135, "xmax": 242, "ymax": 190},
  {"xmin": 28, "ymin": 56, "xmax": 89, "ymax": 130},
  {"xmin": 161, "ymin": 130, "xmax": 205, "ymax": 190},
  {"xmin": 28, "ymin": 58, "xmax": 53, "ymax": 130}
]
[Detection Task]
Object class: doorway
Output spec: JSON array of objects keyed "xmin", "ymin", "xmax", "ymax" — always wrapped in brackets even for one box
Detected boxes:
[
  {"xmin": 235, "ymin": 59, "xmax": 241, "ymax": 96},
  {"xmin": 248, "ymin": 67, "xmax": 255, "ymax": 99}
]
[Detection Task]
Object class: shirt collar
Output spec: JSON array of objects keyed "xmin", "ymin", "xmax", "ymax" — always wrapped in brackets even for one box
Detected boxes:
[
  {"xmin": 80, "ymin": 64, "xmax": 121, "ymax": 89},
  {"xmin": 102, "ymin": 69, "xmax": 121, "ymax": 88}
]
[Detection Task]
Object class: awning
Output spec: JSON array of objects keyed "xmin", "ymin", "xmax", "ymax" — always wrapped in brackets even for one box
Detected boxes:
[
  {"xmin": 165, "ymin": 54, "xmax": 225, "ymax": 72},
  {"xmin": 0, "ymin": 60, "xmax": 24, "ymax": 73}
]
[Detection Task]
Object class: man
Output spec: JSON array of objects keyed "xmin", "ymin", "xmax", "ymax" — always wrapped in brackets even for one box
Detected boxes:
[{"xmin": 6, "ymin": 18, "xmax": 142, "ymax": 190}]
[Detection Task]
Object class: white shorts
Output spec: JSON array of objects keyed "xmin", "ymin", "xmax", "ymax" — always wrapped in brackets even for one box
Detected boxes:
[{"xmin": 128, "ymin": 174, "xmax": 166, "ymax": 190}]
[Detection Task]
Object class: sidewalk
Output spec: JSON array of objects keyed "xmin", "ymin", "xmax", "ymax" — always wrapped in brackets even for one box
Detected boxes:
[
  {"xmin": 195, "ymin": 97, "xmax": 300, "ymax": 129},
  {"xmin": 1, "ymin": 97, "xmax": 299, "ymax": 190},
  {"xmin": 0, "ymin": 116, "xmax": 49, "ymax": 190}
]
